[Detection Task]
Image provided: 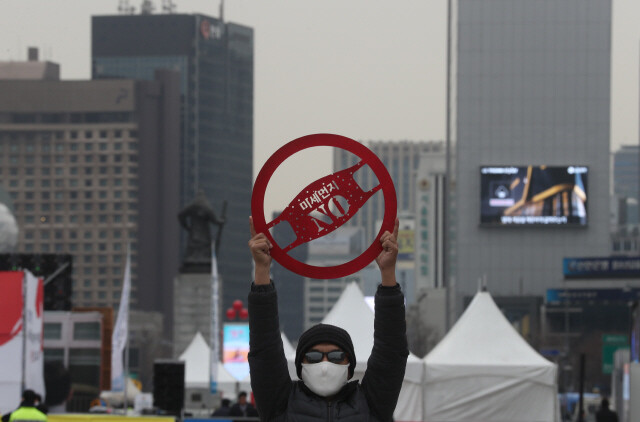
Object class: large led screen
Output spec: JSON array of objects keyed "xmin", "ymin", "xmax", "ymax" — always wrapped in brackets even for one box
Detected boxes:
[
  {"xmin": 480, "ymin": 165, "xmax": 588, "ymax": 226},
  {"xmin": 222, "ymin": 323, "xmax": 250, "ymax": 381}
]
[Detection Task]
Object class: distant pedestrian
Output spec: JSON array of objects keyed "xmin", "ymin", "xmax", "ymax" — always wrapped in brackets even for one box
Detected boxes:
[
  {"xmin": 5, "ymin": 390, "xmax": 47, "ymax": 422},
  {"xmin": 595, "ymin": 398, "xmax": 618, "ymax": 422},
  {"xmin": 34, "ymin": 394, "xmax": 48, "ymax": 415},
  {"xmin": 212, "ymin": 398, "xmax": 232, "ymax": 416},
  {"xmin": 229, "ymin": 391, "xmax": 258, "ymax": 418}
]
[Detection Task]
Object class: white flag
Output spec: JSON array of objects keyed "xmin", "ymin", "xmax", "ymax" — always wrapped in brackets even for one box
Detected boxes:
[
  {"xmin": 111, "ymin": 246, "xmax": 131, "ymax": 391},
  {"xmin": 23, "ymin": 271, "xmax": 46, "ymax": 398},
  {"xmin": 210, "ymin": 245, "xmax": 219, "ymax": 393}
]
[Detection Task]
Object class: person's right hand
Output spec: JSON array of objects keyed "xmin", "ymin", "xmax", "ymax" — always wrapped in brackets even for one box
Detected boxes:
[{"xmin": 249, "ymin": 216, "xmax": 272, "ymax": 284}]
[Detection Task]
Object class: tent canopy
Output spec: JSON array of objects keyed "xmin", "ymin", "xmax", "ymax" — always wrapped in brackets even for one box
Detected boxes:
[
  {"xmin": 180, "ymin": 331, "xmax": 294, "ymax": 391},
  {"xmin": 179, "ymin": 332, "xmax": 239, "ymax": 387},
  {"xmin": 423, "ymin": 291, "xmax": 558, "ymax": 422}
]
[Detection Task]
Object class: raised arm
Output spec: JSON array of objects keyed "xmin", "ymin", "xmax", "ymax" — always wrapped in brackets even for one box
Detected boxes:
[
  {"xmin": 362, "ymin": 218, "xmax": 409, "ymax": 421},
  {"xmin": 247, "ymin": 217, "xmax": 292, "ymax": 419}
]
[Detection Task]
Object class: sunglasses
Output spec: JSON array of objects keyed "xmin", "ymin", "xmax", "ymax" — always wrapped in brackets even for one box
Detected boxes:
[{"xmin": 304, "ymin": 350, "xmax": 346, "ymax": 364}]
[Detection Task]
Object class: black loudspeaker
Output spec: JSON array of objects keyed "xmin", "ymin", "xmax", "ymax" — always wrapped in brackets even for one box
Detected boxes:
[{"xmin": 153, "ymin": 360, "xmax": 185, "ymax": 415}]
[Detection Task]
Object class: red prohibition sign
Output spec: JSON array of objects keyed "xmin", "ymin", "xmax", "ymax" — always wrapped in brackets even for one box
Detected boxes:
[{"xmin": 251, "ymin": 133, "xmax": 397, "ymax": 279}]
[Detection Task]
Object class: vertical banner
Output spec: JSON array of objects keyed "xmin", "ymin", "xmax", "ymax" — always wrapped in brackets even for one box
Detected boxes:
[
  {"xmin": 0, "ymin": 272, "xmax": 25, "ymax": 414},
  {"xmin": 210, "ymin": 246, "xmax": 219, "ymax": 393},
  {"xmin": 24, "ymin": 271, "xmax": 45, "ymax": 398},
  {"xmin": 111, "ymin": 247, "xmax": 132, "ymax": 391}
]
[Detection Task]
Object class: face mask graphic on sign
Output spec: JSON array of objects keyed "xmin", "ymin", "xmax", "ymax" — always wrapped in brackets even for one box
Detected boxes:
[
  {"xmin": 267, "ymin": 160, "xmax": 380, "ymax": 253},
  {"xmin": 251, "ymin": 133, "xmax": 397, "ymax": 279}
]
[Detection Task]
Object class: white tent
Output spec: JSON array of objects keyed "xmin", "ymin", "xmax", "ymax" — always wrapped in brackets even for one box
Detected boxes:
[
  {"xmin": 287, "ymin": 282, "xmax": 423, "ymax": 422},
  {"xmin": 180, "ymin": 331, "xmax": 295, "ymax": 399},
  {"xmin": 179, "ymin": 332, "xmax": 251, "ymax": 399},
  {"xmin": 281, "ymin": 331, "xmax": 295, "ymax": 357},
  {"xmin": 423, "ymin": 291, "xmax": 559, "ymax": 422}
]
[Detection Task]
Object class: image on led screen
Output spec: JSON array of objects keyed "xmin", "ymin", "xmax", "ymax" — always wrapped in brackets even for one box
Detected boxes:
[{"xmin": 480, "ymin": 165, "xmax": 588, "ymax": 226}]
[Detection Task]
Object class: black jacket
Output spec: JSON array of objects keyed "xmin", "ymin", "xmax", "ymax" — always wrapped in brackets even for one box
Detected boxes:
[
  {"xmin": 229, "ymin": 403, "xmax": 259, "ymax": 417},
  {"xmin": 596, "ymin": 408, "xmax": 619, "ymax": 422},
  {"xmin": 248, "ymin": 282, "xmax": 408, "ymax": 421}
]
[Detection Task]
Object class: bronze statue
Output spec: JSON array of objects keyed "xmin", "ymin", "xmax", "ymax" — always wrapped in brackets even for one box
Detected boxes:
[{"xmin": 178, "ymin": 189, "xmax": 226, "ymax": 271}]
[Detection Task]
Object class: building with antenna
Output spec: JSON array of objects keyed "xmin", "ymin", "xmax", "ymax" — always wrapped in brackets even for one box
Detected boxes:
[{"xmin": 92, "ymin": 11, "xmax": 254, "ymax": 315}]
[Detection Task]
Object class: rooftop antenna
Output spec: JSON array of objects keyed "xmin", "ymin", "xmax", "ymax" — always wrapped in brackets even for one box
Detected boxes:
[
  {"xmin": 140, "ymin": 0, "xmax": 155, "ymax": 14},
  {"xmin": 162, "ymin": 0, "xmax": 176, "ymax": 13},
  {"xmin": 219, "ymin": 0, "xmax": 224, "ymax": 22},
  {"xmin": 118, "ymin": 0, "xmax": 135, "ymax": 14}
]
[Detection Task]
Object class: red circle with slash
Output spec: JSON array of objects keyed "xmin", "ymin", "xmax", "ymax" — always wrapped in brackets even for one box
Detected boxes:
[{"xmin": 251, "ymin": 133, "xmax": 397, "ymax": 279}]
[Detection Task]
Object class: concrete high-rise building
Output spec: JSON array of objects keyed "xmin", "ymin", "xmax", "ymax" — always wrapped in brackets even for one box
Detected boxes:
[
  {"xmin": 270, "ymin": 211, "xmax": 308, "ymax": 341},
  {"xmin": 333, "ymin": 140, "xmax": 444, "ymax": 245},
  {"xmin": 0, "ymin": 48, "xmax": 59, "ymax": 81},
  {"xmin": 302, "ymin": 227, "xmax": 366, "ymax": 330},
  {"xmin": 414, "ymin": 151, "xmax": 447, "ymax": 291},
  {"xmin": 453, "ymin": 0, "xmax": 612, "ymax": 300},
  {"xmin": 613, "ymin": 145, "xmax": 639, "ymax": 225},
  {"xmin": 0, "ymin": 70, "xmax": 181, "ymax": 329},
  {"xmin": 92, "ymin": 13, "xmax": 254, "ymax": 310}
]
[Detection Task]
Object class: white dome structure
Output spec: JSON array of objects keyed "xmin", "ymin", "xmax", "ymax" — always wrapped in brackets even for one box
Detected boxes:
[{"xmin": 0, "ymin": 203, "xmax": 18, "ymax": 252}]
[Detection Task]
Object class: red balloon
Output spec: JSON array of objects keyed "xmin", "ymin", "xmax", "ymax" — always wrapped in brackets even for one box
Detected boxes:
[
  {"xmin": 226, "ymin": 308, "xmax": 236, "ymax": 320},
  {"xmin": 239, "ymin": 308, "xmax": 249, "ymax": 320},
  {"xmin": 232, "ymin": 299, "xmax": 244, "ymax": 311}
]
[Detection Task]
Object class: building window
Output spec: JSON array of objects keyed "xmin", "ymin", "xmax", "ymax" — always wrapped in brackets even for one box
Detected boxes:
[
  {"xmin": 44, "ymin": 348, "xmax": 64, "ymax": 363},
  {"xmin": 73, "ymin": 322, "xmax": 100, "ymax": 340},
  {"xmin": 43, "ymin": 323, "xmax": 62, "ymax": 340}
]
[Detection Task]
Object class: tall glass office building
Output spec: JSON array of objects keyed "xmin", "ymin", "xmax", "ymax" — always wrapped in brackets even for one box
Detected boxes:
[{"xmin": 92, "ymin": 14, "xmax": 253, "ymax": 310}]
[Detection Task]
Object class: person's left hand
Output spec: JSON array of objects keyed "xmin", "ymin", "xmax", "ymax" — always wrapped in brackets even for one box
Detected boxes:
[{"xmin": 375, "ymin": 218, "xmax": 399, "ymax": 286}]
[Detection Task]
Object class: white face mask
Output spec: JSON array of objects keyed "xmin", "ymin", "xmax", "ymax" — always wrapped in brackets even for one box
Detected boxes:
[{"xmin": 301, "ymin": 361, "xmax": 349, "ymax": 397}]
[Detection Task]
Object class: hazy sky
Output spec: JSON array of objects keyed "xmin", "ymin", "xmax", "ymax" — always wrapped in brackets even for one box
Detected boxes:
[{"xmin": 1, "ymin": 0, "xmax": 638, "ymax": 216}]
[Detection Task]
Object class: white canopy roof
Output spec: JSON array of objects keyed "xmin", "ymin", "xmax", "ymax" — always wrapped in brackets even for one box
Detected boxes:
[
  {"xmin": 424, "ymin": 291, "xmax": 559, "ymax": 422},
  {"xmin": 179, "ymin": 332, "xmax": 251, "ymax": 398},
  {"xmin": 281, "ymin": 331, "xmax": 295, "ymax": 357},
  {"xmin": 180, "ymin": 332, "xmax": 241, "ymax": 386},
  {"xmin": 321, "ymin": 282, "xmax": 424, "ymax": 383}
]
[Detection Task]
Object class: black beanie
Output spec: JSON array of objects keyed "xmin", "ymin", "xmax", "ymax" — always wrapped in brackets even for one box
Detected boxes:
[{"xmin": 295, "ymin": 323, "xmax": 356, "ymax": 378}]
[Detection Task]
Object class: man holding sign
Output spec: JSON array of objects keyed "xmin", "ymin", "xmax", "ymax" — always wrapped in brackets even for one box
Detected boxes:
[{"xmin": 247, "ymin": 216, "xmax": 408, "ymax": 421}]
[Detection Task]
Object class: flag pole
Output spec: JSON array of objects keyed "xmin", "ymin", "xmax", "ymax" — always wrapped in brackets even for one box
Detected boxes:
[
  {"xmin": 210, "ymin": 242, "xmax": 220, "ymax": 395},
  {"xmin": 123, "ymin": 244, "xmax": 131, "ymax": 414},
  {"xmin": 112, "ymin": 243, "xmax": 132, "ymax": 413}
]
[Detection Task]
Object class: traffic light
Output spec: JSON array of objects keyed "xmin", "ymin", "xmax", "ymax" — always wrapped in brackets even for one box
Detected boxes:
[{"xmin": 0, "ymin": 253, "xmax": 73, "ymax": 310}]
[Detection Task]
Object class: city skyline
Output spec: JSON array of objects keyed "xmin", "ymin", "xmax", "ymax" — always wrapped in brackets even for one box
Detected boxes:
[{"xmin": 2, "ymin": 0, "xmax": 639, "ymax": 218}]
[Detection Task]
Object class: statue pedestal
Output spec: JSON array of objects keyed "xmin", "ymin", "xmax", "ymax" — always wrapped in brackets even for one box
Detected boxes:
[{"xmin": 173, "ymin": 272, "xmax": 223, "ymax": 358}]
